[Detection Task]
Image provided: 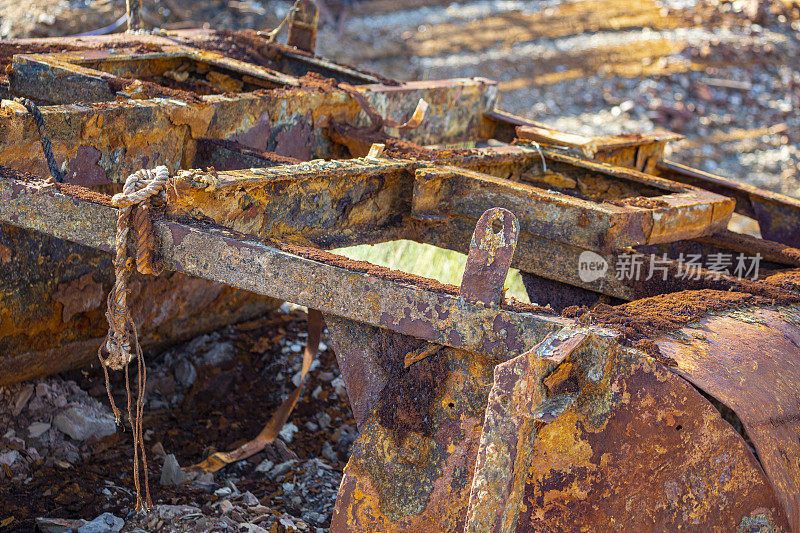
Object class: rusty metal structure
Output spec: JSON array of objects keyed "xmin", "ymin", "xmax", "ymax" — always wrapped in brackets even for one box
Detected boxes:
[{"xmin": 2, "ymin": 4, "xmax": 800, "ymax": 531}]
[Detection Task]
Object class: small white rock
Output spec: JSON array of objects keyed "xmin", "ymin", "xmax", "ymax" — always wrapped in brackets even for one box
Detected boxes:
[
  {"xmin": 279, "ymin": 422, "xmax": 298, "ymax": 443},
  {"xmin": 28, "ymin": 422, "xmax": 51, "ymax": 439},
  {"xmin": 254, "ymin": 458, "xmax": 274, "ymax": 473},
  {"xmin": 0, "ymin": 450, "xmax": 18, "ymax": 467}
]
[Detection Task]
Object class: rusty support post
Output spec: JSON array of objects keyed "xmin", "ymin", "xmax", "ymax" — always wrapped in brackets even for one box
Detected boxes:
[
  {"xmin": 287, "ymin": 0, "xmax": 319, "ymax": 54},
  {"xmin": 324, "ymin": 315, "xmax": 427, "ymax": 428},
  {"xmin": 463, "ymin": 329, "xmax": 588, "ymax": 533},
  {"xmin": 126, "ymin": 0, "xmax": 142, "ymax": 31}
]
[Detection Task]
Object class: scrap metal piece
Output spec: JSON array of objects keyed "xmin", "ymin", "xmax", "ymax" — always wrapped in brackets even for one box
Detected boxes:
[
  {"xmin": 656, "ymin": 305, "xmax": 800, "ymax": 530},
  {"xmin": 463, "ymin": 328, "xmax": 589, "ymax": 533},
  {"xmin": 657, "ymin": 159, "xmax": 800, "ymax": 248},
  {"xmin": 460, "ymin": 207, "xmax": 519, "ymax": 307},
  {"xmin": 287, "ymin": 0, "xmax": 319, "ymax": 54},
  {"xmin": 515, "ymin": 123, "xmax": 681, "ymax": 173},
  {"xmin": 0, "ymin": 223, "xmax": 278, "ymax": 387}
]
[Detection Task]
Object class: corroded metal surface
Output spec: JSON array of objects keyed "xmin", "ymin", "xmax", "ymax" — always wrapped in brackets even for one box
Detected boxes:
[
  {"xmin": 656, "ymin": 306, "xmax": 800, "ymax": 530},
  {"xmin": 0, "ymin": 177, "xmax": 568, "ymax": 360},
  {"xmin": 657, "ymin": 159, "xmax": 800, "ymax": 248},
  {"xmin": 515, "ymin": 332, "xmax": 789, "ymax": 532},
  {"xmin": 464, "ymin": 327, "xmax": 589, "ymax": 533},
  {"xmin": 460, "ymin": 208, "xmax": 518, "ymax": 307},
  {"xmin": 3, "ymin": 24, "xmax": 800, "ymax": 532},
  {"xmin": 286, "ymin": 0, "xmax": 319, "ymax": 54},
  {"xmin": 331, "ymin": 345, "xmax": 497, "ymax": 532},
  {"xmin": 324, "ymin": 315, "xmax": 427, "ymax": 428},
  {"xmin": 0, "ymin": 225, "xmax": 278, "ymax": 386}
]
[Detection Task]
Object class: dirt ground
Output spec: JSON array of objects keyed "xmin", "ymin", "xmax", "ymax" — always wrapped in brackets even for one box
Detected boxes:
[{"xmin": 1, "ymin": 0, "xmax": 799, "ymax": 531}]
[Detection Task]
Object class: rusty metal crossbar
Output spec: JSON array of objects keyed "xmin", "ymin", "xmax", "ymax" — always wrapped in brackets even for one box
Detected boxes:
[{"xmin": 0, "ymin": 175, "xmax": 568, "ymax": 359}]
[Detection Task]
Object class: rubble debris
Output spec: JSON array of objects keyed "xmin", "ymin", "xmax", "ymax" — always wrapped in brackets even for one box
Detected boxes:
[
  {"xmin": 159, "ymin": 454, "xmax": 187, "ymax": 486},
  {"xmin": 53, "ymin": 406, "xmax": 116, "ymax": 442},
  {"xmin": 1, "ymin": 310, "xmax": 351, "ymax": 530}
]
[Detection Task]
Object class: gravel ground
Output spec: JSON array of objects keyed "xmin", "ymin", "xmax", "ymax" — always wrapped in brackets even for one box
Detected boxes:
[
  {"xmin": 2, "ymin": 306, "xmax": 353, "ymax": 531},
  {"xmin": 1, "ymin": 0, "xmax": 799, "ymax": 531}
]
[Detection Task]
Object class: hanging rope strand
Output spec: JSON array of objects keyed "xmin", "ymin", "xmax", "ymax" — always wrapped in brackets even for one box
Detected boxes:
[{"xmin": 98, "ymin": 165, "xmax": 169, "ymax": 514}]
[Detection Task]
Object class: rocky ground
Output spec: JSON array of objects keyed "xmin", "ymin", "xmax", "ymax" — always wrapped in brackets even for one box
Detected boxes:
[
  {"xmin": 1, "ymin": 0, "xmax": 799, "ymax": 531},
  {"xmin": 1, "ymin": 306, "xmax": 353, "ymax": 531}
]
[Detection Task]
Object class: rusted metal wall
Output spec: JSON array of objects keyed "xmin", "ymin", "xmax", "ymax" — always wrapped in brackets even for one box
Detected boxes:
[{"xmin": 0, "ymin": 224, "xmax": 279, "ymax": 386}]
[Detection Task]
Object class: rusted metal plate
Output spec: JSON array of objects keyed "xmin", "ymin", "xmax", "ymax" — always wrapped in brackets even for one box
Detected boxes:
[
  {"xmin": 0, "ymin": 224, "xmax": 278, "ymax": 386},
  {"xmin": 324, "ymin": 315, "xmax": 428, "ymax": 428},
  {"xmin": 463, "ymin": 327, "xmax": 590, "ymax": 533},
  {"xmin": 483, "ymin": 109, "xmax": 681, "ymax": 174},
  {"xmin": 331, "ymin": 345, "xmax": 498, "ymax": 532},
  {"xmin": 516, "ymin": 334, "xmax": 789, "ymax": 532},
  {"xmin": 515, "ymin": 123, "xmax": 681, "ymax": 173},
  {"xmin": 655, "ymin": 305, "xmax": 800, "ymax": 530},
  {"xmin": 460, "ymin": 208, "xmax": 519, "ymax": 307},
  {"xmin": 657, "ymin": 160, "xmax": 800, "ymax": 248}
]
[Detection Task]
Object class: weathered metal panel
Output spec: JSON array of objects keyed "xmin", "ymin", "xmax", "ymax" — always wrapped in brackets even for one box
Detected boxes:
[
  {"xmin": 0, "ymin": 224, "xmax": 278, "ymax": 386},
  {"xmin": 331, "ymin": 345, "xmax": 498, "ymax": 532},
  {"xmin": 656, "ymin": 305, "xmax": 800, "ymax": 530},
  {"xmin": 516, "ymin": 334, "xmax": 789, "ymax": 532}
]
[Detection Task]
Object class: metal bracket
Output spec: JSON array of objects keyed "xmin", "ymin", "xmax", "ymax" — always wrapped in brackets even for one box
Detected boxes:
[{"xmin": 460, "ymin": 207, "xmax": 519, "ymax": 307}]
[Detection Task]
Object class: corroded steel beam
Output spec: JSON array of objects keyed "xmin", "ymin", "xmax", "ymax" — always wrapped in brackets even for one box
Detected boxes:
[
  {"xmin": 163, "ymin": 152, "xmax": 732, "ymax": 287},
  {"xmin": 0, "ymin": 76, "xmax": 495, "ymax": 184},
  {"xmin": 657, "ymin": 159, "xmax": 800, "ymax": 248},
  {"xmin": 485, "ymin": 110, "xmax": 800, "ymax": 251},
  {"xmin": 0, "ymin": 176, "xmax": 568, "ymax": 359},
  {"xmin": 483, "ymin": 109, "xmax": 681, "ymax": 174}
]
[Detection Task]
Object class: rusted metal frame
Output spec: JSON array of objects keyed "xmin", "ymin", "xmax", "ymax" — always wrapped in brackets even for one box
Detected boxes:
[
  {"xmin": 160, "ymin": 156, "xmax": 734, "ymax": 301},
  {"xmin": 164, "ymin": 151, "xmax": 733, "ymax": 254},
  {"xmin": 0, "ymin": 79, "xmax": 495, "ymax": 184},
  {"xmin": 9, "ymin": 46, "xmax": 302, "ymax": 104},
  {"xmin": 486, "ymin": 111, "xmax": 800, "ymax": 249},
  {"xmin": 286, "ymin": 0, "xmax": 319, "ymax": 54},
  {"xmin": 413, "ymin": 162, "xmax": 733, "ymax": 251},
  {"xmin": 657, "ymin": 159, "xmax": 800, "ymax": 248},
  {"xmin": 166, "ymin": 158, "xmax": 415, "ymax": 249},
  {"xmin": 0, "ymin": 176, "xmax": 569, "ymax": 359}
]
